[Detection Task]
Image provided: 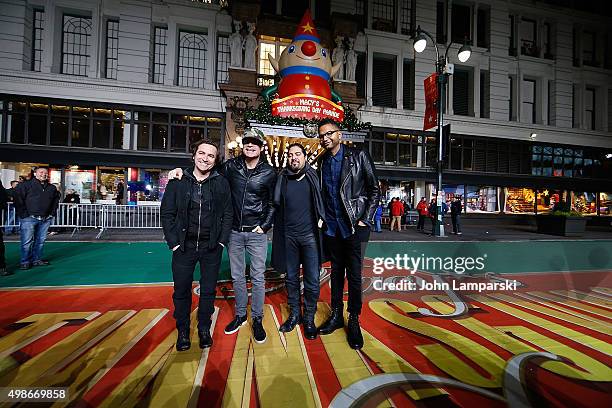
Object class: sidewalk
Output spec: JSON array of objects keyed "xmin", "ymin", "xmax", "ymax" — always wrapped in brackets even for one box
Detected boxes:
[{"xmin": 3, "ymin": 217, "xmax": 611, "ymax": 242}]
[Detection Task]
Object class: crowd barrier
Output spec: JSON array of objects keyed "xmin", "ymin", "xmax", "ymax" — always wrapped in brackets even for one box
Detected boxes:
[{"xmin": 1, "ymin": 203, "xmax": 162, "ymax": 239}]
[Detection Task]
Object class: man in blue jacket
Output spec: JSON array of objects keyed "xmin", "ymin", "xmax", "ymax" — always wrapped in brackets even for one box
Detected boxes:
[{"xmin": 161, "ymin": 138, "xmax": 232, "ymax": 351}]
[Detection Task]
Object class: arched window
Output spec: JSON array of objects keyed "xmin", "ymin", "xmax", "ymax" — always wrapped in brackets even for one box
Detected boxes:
[
  {"xmin": 178, "ymin": 31, "xmax": 207, "ymax": 88},
  {"xmin": 62, "ymin": 15, "xmax": 92, "ymax": 76}
]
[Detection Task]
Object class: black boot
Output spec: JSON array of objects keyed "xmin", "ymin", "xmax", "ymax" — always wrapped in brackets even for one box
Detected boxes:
[
  {"xmin": 303, "ymin": 317, "xmax": 318, "ymax": 340},
  {"xmin": 198, "ymin": 327, "xmax": 213, "ymax": 349},
  {"xmin": 347, "ymin": 314, "xmax": 364, "ymax": 349},
  {"xmin": 176, "ymin": 328, "xmax": 191, "ymax": 351},
  {"xmin": 319, "ymin": 306, "xmax": 344, "ymax": 335},
  {"xmin": 279, "ymin": 311, "xmax": 301, "ymax": 333}
]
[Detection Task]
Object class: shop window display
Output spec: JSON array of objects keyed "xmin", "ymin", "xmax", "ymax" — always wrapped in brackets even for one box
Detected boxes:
[
  {"xmin": 443, "ymin": 185, "xmax": 464, "ymax": 205},
  {"xmin": 536, "ymin": 189, "xmax": 564, "ymax": 213},
  {"xmin": 504, "ymin": 187, "xmax": 535, "ymax": 213},
  {"xmin": 64, "ymin": 168, "xmax": 95, "ymax": 203},
  {"xmin": 466, "ymin": 186, "xmax": 498, "ymax": 213},
  {"xmin": 572, "ymin": 192, "xmax": 597, "ymax": 215},
  {"xmin": 600, "ymin": 192, "xmax": 612, "ymax": 215}
]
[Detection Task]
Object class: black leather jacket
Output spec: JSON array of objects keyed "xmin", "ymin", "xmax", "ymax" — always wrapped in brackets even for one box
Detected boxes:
[
  {"xmin": 220, "ymin": 156, "xmax": 277, "ymax": 232},
  {"xmin": 317, "ymin": 145, "xmax": 380, "ymax": 233}
]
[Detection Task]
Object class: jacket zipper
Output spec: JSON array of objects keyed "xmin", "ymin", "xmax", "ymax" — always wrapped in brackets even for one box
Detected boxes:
[
  {"xmin": 340, "ymin": 168, "xmax": 356, "ymax": 235},
  {"xmin": 196, "ymin": 182, "xmax": 202, "ymax": 251},
  {"xmin": 239, "ymin": 163, "xmax": 256, "ymax": 230}
]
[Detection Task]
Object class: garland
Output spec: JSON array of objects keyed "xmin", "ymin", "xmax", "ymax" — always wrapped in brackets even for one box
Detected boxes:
[{"xmin": 244, "ymin": 98, "xmax": 371, "ymax": 132}]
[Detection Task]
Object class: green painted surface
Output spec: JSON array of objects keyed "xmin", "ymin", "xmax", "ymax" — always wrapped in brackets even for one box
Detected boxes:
[{"xmin": 1, "ymin": 240, "xmax": 610, "ymax": 288}]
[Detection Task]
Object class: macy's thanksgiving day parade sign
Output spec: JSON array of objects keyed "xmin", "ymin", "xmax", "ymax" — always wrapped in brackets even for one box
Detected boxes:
[{"xmin": 263, "ymin": 10, "xmax": 345, "ymax": 123}]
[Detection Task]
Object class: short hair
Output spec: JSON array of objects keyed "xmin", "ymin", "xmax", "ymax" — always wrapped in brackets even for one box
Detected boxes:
[
  {"xmin": 33, "ymin": 166, "xmax": 48, "ymax": 172},
  {"xmin": 190, "ymin": 138, "xmax": 221, "ymax": 161},
  {"xmin": 318, "ymin": 118, "xmax": 340, "ymax": 131},
  {"xmin": 287, "ymin": 143, "xmax": 306, "ymax": 155}
]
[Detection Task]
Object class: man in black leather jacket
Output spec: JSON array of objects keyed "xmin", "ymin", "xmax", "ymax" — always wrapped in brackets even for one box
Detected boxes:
[
  {"xmin": 169, "ymin": 129, "xmax": 277, "ymax": 344},
  {"xmin": 316, "ymin": 118, "xmax": 380, "ymax": 350},
  {"xmin": 161, "ymin": 138, "xmax": 232, "ymax": 351}
]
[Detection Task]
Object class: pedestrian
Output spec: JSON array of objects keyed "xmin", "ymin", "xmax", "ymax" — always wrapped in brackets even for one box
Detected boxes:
[
  {"xmin": 161, "ymin": 138, "xmax": 232, "ymax": 351},
  {"xmin": 115, "ymin": 180, "xmax": 124, "ymax": 205},
  {"xmin": 317, "ymin": 118, "xmax": 380, "ymax": 350},
  {"xmin": 451, "ymin": 196, "xmax": 463, "ymax": 235},
  {"xmin": 272, "ymin": 143, "xmax": 326, "ymax": 340},
  {"xmin": 168, "ymin": 128, "xmax": 277, "ymax": 344},
  {"xmin": 0, "ymin": 180, "xmax": 10, "ymax": 276},
  {"xmin": 416, "ymin": 197, "xmax": 428, "ymax": 232},
  {"xmin": 390, "ymin": 197, "xmax": 404, "ymax": 231},
  {"xmin": 4, "ymin": 180, "xmax": 19, "ymax": 234},
  {"xmin": 374, "ymin": 202, "xmax": 383, "ymax": 233},
  {"xmin": 428, "ymin": 198, "xmax": 437, "ymax": 235},
  {"xmin": 13, "ymin": 167, "xmax": 60, "ymax": 270}
]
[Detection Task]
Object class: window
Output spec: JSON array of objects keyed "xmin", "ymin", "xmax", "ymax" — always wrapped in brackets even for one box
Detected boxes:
[
  {"xmin": 572, "ymin": 26, "xmax": 579, "ymax": 66},
  {"xmin": 32, "ymin": 9, "xmax": 44, "ymax": 71},
  {"xmin": 548, "ymin": 80, "xmax": 554, "ymax": 126},
  {"xmin": 480, "ymin": 70, "xmax": 489, "ymax": 118},
  {"xmin": 585, "ymin": 87, "xmax": 595, "ymax": 130},
  {"xmin": 105, "ymin": 20, "xmax": 119, "ymax": 79},
  {"xmin": 177, "ymin": 31, "xmax": 207, "ymax": 88},
  {"xmin": 315, "ymin": 0, "xmax": 331, "ymax": 25},
  {"xmin": 216, "ymin": 35, "xmax": 230, "ymax": 87},
  {"xmin": 62, "ymin": 15, "xmax": 92, "ymax": 76},
  {"xmin": 436, "ymin": 1, "xmax": 447, "ymax": 44},
  {"xmin": 508, "ymin": 15, "xmax": 516, "ymax": 55},
  {"xmin": 355, "ymin": 0, "xmax": 367, "ymax": 28},
  {"xmin": 572, "ymin": 84, "xmax": 578, "ymax": 128},
  {"xmin": 521, "ymin": 78, "xmax": 536, "ymax": 124},
  {"xmin": 582, "ymin": 30, "xmax": 596, "ymax": 66},
  {"xmin": 505, "ymin": 187, "xmax": 535, "ymax": 214},
  {"xmin": 520, "ymin": 18, "xmax": 537, "ymax": 57},
  {"xmin": 466, "ymin": 186, "xmax": 498, "ymax": 213},
  {"xmin": 476, "ymin": 8, "xmax": 489, "ymax": 49},
  {"xmin": 355, "ymin": 52, "xmax": 367, "ymax": 98},
  {"xmin": 400, "ymin": 0, "xmax": 412, "ymax": 36},
  {"xmin": 402, "ymin": 59, "xmax": 414, "ymax": 110},
  {"xmin": 152, "ymin": 26, "xmax": 167, "ymax": 84},
  {"xmin": 508, "ymin": 76, "xmax": 515, "ymax": 121},
  {"xmin": 453, "ymin": 67, "xmax": 472, "ymax": 116},
  {"xmin": 261, "ymin": 0, "xmax": 276, "ymax": 14},
  {"xmin": 605, "ymin": 32, "xmax": 612, "ymax": 69},
  {"xmin": 282, "ymin": 0, "xmax": 309, "ymax": 18},
  {"xmin": 258, "ymin": 37, "xmax": 289, "ymax": 86},
  {"xmin": 543, "ymin": 22, "xmax": 552, "ymax": 58},
  {"xmin": 372, "ymin": 53, "xmax": 396, "ymax": 108},
  {"xmin": 451, "ymin": 3, "xmax": 471, "ymax": 44},
  {"xmin": 369, "ymin": 130, "xmax": 422, "ymax": 167},
  {"xmin": 372, "ymin": 0, "xmax": 396, "ymax": 33}
]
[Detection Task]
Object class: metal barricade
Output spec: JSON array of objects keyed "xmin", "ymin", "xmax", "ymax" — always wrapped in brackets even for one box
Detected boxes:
[{"xmin": 97, "ymin": 204, "xmax": 161, "ymax": 238}]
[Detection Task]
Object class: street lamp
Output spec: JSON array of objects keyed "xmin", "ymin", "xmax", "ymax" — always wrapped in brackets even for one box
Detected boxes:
[{"xmin": 413, "ymin": 25, "xmax": 472, "ymax": 236}]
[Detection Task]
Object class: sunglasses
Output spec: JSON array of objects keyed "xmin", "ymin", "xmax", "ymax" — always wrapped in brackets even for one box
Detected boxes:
[{"xmin": 318, "ymin": 130, "xmax": 338, "ymax": 139}]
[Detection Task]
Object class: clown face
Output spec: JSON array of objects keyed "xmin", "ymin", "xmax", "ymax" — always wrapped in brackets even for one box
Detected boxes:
[{"xmin": 275, "ymin": 40, "xmax": 339, "ymax": 77}]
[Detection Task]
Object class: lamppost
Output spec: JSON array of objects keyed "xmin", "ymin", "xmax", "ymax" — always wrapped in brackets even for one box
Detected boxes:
[{"xmin": 413, "ymin": 25, "xmax": 472, "ymax": 236}]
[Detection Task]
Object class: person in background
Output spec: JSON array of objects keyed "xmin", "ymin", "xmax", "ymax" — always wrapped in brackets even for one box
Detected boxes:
[
  {"xmin": 5, "ymin": 180, "xmax": 19, "ymax": 234},
  {"xmin": 0, "ymin": 180, "xmax": 10, "ymax": 276},
  {"xmin": 416, "ymin": 197, "xmax": 428, "ymax": 232},
  {"xmin": 13, "ymin": 167, "xmax": 60, "ymax": 270},
  {"xmin": 390, "ymin": 197, "xmax": 404, "ymax": 232},
  {"xmin": 427, "ymin": 198, "xmax": 438, "ymax": 235},
  {"xmin": 115, "ymin": 180, "xmax": 125, "ymax": 205},
  {"xmin": 374, "ymin": 201, "xmax": 383, "ymax": 233},
  {"xmin": 450, "ymin": 196, "xmax": 463, "ymax": 235}
]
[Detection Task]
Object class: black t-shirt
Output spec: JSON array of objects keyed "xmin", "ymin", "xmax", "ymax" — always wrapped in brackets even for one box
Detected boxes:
[
  {"xmin": 187, "ymin": 179, "xmax": 212, "ymax": 241},
  {"xmin": 285, "ymin": 176, "xmax": 315, "ymax": 236}
]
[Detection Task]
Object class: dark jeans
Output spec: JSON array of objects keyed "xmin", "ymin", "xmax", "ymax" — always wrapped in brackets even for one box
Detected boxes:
[
  {"xmin": 430, "ymin": 216, "xmax": 436, "ymax": 233},
  {"xmin": 20, "ymin": 216, "xmax": 52, "ymax": 265},
  {"xmin": 171, "ymin": 240, "xmax": 223, "ymax": 331},
  {"xmin": 417, "ymin": 214, "xmax": 426, "ymax": 230},
  {"xmin": 451, "ymin": 214, "xmax": 462, "ymax": 233},
  {"xmin": 324, "ymin": 225, "xmax": 370, "ymax": 315},
  {"xmin": 285, "ymin": 232, "xmax": 320, "ymax": 318},
  {"xmin": 0, "ymin": 230, "xmax": 5, "ymax": 268}
]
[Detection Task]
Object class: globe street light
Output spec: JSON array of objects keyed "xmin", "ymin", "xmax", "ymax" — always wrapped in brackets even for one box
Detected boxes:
[{"xmin": 413, "ymin": 25, "xmax": 472, "ymax": 236}]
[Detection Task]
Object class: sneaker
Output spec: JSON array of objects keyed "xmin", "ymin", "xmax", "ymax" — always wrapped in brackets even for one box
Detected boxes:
[
  {"xmin": 32, "ymin": 260, "xmax": 50, "ymax": 267},
  {"xmin": 252, "ymin": 317, "xmax": 267, "ymax": 344},
  {"xmin": 19, "ymin": 263, "xmax": 31, "ymax": 270},
  {"xmin": 224, "ymin": 315, "xmax": 247, "ymax": 335},
  {"xmin": 457, "ymin": 232, "xmax": 463, "ymax": 235}
]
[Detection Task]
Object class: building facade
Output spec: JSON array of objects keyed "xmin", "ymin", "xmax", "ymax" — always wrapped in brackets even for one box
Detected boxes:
[{"xmin": 0, "ymin": 0, "xmax": 611, "ymax": 215}]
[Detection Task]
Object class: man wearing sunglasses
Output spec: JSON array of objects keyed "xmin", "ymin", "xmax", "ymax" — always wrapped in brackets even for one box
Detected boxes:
[{"xmin": 316, "ymin": 118, "xmax": 380, "ymax": 349}]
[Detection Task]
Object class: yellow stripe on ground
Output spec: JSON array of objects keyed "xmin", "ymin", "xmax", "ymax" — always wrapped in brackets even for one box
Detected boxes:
[
  {"xmin": 98, "ymin": 310, "xmax": 198, "ymax": 408},
  {"xmin": 520, "ymin": 292, "xmax": 612, "ymax": 321},
  {"xmin": 486, "ymin": 293, "xmax": 611, "ymax": 335},
  {"xmin": 469, "ymin": 295, "xmax": 612, "ymax": 356},
  {"xmin": 148, "ymin": 308, "xmax": 219, "ymax": 408},
  {"xmin": 320, "ymin": 303, "xmax": 394, "ymax": 408},
  {"xmin": 222, "ymin": 313, "xmax": 254, "ymax": 408},
  {"xmin": 25, "ymin": 309, "xmax": 167, "ymax": 407},
  {"xmin": 252, "ymin": 304, "xmax": 318, "ymax": 408},
  {"xmin": 551, "ymin": 290, "xmax": 612, "ymax": 309},
  {"xmin": 370, "ymin": 299, "xmax": 505, "ymax": 388},
  {"xmin": 0, "ymin": 312, "xmax": 98, "ymax": 358},
  {"xmin": 422, "ymin": 298, "xmax": 611, "ymax": 382},
  {"xmin": 0, "ymin": 310, "xmax": 133, "ymax": 388}
]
